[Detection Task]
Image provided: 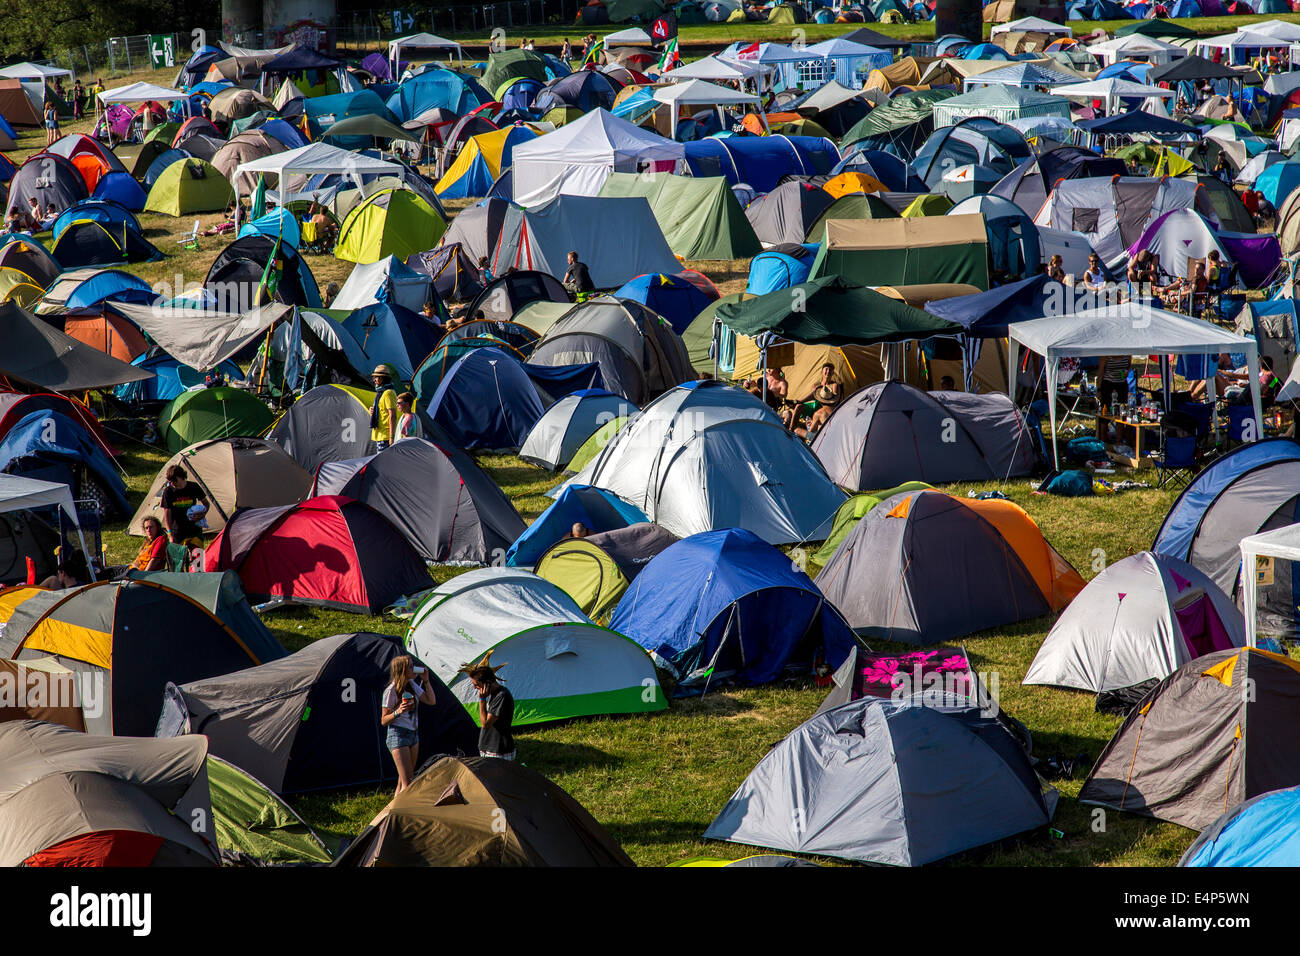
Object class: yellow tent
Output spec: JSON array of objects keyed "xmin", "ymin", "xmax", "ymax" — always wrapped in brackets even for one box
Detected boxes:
[{"xmin": 823, "ymin": 171, "xmax": 889, "ymax": 198}]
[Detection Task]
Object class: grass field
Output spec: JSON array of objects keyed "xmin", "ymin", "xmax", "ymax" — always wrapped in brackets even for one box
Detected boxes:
[{"xmin": 7, "ymin": 50, "xmax": 1265, "ymax": 866}]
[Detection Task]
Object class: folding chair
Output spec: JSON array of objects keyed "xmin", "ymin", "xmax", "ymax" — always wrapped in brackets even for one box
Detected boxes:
[
  {"xmin": 177, "ymin": 219, "xmax": 200, "ymax": 251},
  {"xmin": 1156, "ymin": 435, "xmax": 1198, "ymax": 489}
]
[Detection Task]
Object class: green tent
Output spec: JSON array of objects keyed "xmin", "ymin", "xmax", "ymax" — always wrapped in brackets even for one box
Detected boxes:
[
  {"xmin": 715, "ymin": 275, "xmax": 962, "ymax": 346},
  {"xmin": 542, "ymin": 106, "xmax": 584, "ymax": 127},
  {"xmin": 143, "ymin": 121, "xmax": 180, "ymax": 145},
  {"xmin": 566, "ymin": 414, "xmax": 632, "ymax": 474},
  {"xmin": 144, "ymin": 158, "xmax": 235, "ymax": 217},
  {"xmin": 900, "ymin": 193, "xmax": 953, "ymax": 218},
  {"xmin": 840, "ymin": 89, "xmax": 956, "ymax": 148},
  {"xmin": 808, "ymin": 483, "xmax": 934, "ymax": 575},
  {"xmin": 681, "ymin": 291, "xmax": 756, "ymax": 375},
  {"xmin": 805, "ymin": 192, "xmax": 898, "ymax": 243},
  {"xmin": 599, "ymin": 172, "xmax": 762, "ymax": 261},
  {"xmin": 1115, "ymin": 19, "xmax": 1197, "ymax": 39},
  {"xmin": 207, "ymin": 757, "xmax": 334, "ymax": 864},
  {"xmin": 810, "ymin": 215, "xmax": 990, "ymax": 290},
  {"xmin": 480, "ymin": 50, "xmax": 550, "ymax": 98},
  {"xmin": 321, "ymin": 114, "xmax": 419, "ymax": 143},
  {"xmin": 158, "ymin": 387, "xmax": 276, "ymax": 454},
  {"xmin": 335, "ymin": 187, "xmax": 447, "ymax": 265}
]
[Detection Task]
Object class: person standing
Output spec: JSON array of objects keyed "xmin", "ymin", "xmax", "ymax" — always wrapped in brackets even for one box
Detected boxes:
[
  {"xmin": 561, "ymin": 38, "xmax": 573, "ymax": 64},
  {"xmin": 394, "ymin": 392, "xmax": 423, "ymax": 441},
  {"xmin": 44, "ymin": 101, "xmax": 59, "ymax": 147},
  {"xmin": 466, "ymin": 661, "xmax": 515, "ymax": 760},
  {"xmin": 72, "ymin": 79, "xmax": 84, "ymax": 120},
  {"xmin": 160, "ymin": 465, "xmax": 210, "ymax": 545},
  {"xmin": 370, "ymin": 365, "xmax": 399, "ymax": 450},
  {"xmin": 380, "ymin": 655, "xmax": 437, "ymax": 794}
]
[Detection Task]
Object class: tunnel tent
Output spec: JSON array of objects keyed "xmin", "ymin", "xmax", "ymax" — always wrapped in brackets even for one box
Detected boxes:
[
  {"xmin": 404, "ymin": 567, "xmax": 666, "ymax": 725},
  {"xmin": 810, "ymin": 216, "xmax": 991, "ymax": 290},
  {"xmin": 535, "ymin": 522, "xmax": 680, "ymax": 623},
  {"xmin": 157, "ymin": 631, "xmax": 479, "ymax": 795}
]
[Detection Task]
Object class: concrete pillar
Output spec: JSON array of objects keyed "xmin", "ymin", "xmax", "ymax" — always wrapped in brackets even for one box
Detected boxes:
[
  {"xmin": 222, "ymin": 0, "xmax": 264, "ymax": 46},
  {"xmin": 264, "ymin": 0, "xmax": 338, "ymax": 50},
  {"xmin": 933, "ymin": 0, "xmax": 983, "ymax": 43}
]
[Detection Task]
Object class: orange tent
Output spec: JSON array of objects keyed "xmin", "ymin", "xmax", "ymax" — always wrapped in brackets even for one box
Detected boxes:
[
  {"xmin": 824, "ymin": 171, "xmax": 888, "ymax": 198},
  {"xmin": 70, "ymin": 153, "xmax": 112, "ymax": 193},
  {"xmin": 61, "ymin": 310, "xmax": 148, "ymax": 364}
]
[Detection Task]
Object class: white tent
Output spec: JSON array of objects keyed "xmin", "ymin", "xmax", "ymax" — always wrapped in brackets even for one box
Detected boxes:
[
  {"xmin": 1246, "ymin": 19, "xmax": 1300, "ymax": 41},
  {"xmin": 1007, "ymin": 304, "xmax": 1262, "ymax": 467},
  {"xmin": 1239, "ymin": 524, "xmax": 1300, "ymax": 647},
  {"xmin": 653, "ymin": 79, "xmax": 762, "ymax": 137},
  {"xmin": 331, "ymin": 256, "xmax": 431, "ymax": 313},
  {"xmin": 0, "ymin": 62, "xmax": 72, "ymax": 80},
  {"xmin": 992, "ymin": 16, "xmax": 1073, "ymax": 36},
  {"xmin": 606, "ymin": 26, "xmax": 653, "ymax": 44},
  {"xmin": 1087, "ymin": 34, "xmax": 1187, "ymax": 67},
  {"xmin": 97, "ymin": 82, "xmax": 188, "ymax": 104},
  {"xmin": 387, "ymin": 32, "xmax": 463, "ymax": 75},
  {"xmin": 0, "ymin": 475, "xmax": 93, "ymax": 581},
  {"xmin": 510, "ymin": 108, "xmax": 683, "ymax": 207},
  {"xmin": 233, "ymin": 141, "xmax": 402, "ymax": 222},
  {"xmin": 662, "ymin": 55, "xmax": 768, "ymax": 90},
  {"xmin": 802, "ymin": 38, "xmax": 892, "ymax": 86},
  {"xmin": 1048, "ymin": 78, "xmax": 1175, "ymax": 115},
  {"xmin": 1198, "ymin": 30, "xmax": 1294, "ymax": 54},
  {"xmin": 112, "ymin": 302, "xmax": 291, "ymax": 372}
]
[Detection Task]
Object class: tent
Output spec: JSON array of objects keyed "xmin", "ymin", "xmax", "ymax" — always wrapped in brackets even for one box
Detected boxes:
[
  {"xmin": 0, "ymin": 410, "xmax": 130, "ymax": 517},
  {"xmin": 204, "ymin": 756, "xmax": 333, "ymax": 864},
  {"xmin": 611, "ymin": 272, "xmax": 714, "ymax": 334},
  {"xmin": 0, "ymin": 302, "xmax": 153, "ymax": 393},
  {"xmin": 510, "ymin": 108, "xmax": 684, "ymax": 206},
  {"xmin": 1153, "ymin": 439, "xmax": 1300, "ymax": 610},
  {"xmin": 991, "ymin": 147, "xmax": 1128, "ymax": 216},
  {"xmin": 612, "ymin": 527, "xmax": 856, "ymax": 688},
  {"xmin": 816, "ymin": 489, "xmax": 1085, "ymax": 643},
  {"xmin": 505, "ymin": 484, "xmax": 649, "ymax": 568},
  {"xmin": 422, "ymin": 347, "xmax": 549, "ymax": 450},
  {"xmin": 405, "ymin": 567, "xmax": 666, "ymax": 725},
  {"xmin": 520, "ymin": 390, "xmax": 638, "ymax": 472},
  {"xmin": 563, "ymin": 380, "xmax": 845, "ymax": 544},
  {"xmin": 211, "ymin": 130, "xmax": 290, "ymax": 195},
  {"xmin": 407, "ymin": 243, "xmax": 485, "ymax": 302},
  {"xmin": 1024, "ymin": 551, "xmax": 1244, "ymax": 695},
  {"xmin": 331, "ymin": 257, "xmax": 435, "ymax": 318},
  {"xmin": 491, "ymin": 195, "xmax": 680, "ymax": 289},
  {"xmin": 1079, "ymin": 647, "xmax": 1300, "ymax": 831},
  {"xmin": 205, "ymin": 234, "xmax": 322, "ymax": 309},
  {"xmin": 535, "ymin": 523, "xmax": 679, "ymax": 622},
  {"xmin": 114, "ymin": 352, "xmax": 244, "ymax": 409},
  {"xmin": 158, "ymin": 632, "xmax": 479, "ymax": 794},
  {"xmin": 0, "ymin": 474, "xmax": 93, "ymax": 586},
  {"xmin": 704, "ymin": 696, "xmax": 1055, "ymax": 865},
  {"xmin": 812, "ymin": 382, "xmax": 1039, "ymax": 491},
  {"xmin": 435, "ymin": 124, "xmax": 538, "ymax": 199},
  {"xmin": 810, "ymin": 216, "xmax": 991, "ymax": 290},
  {"xmin": 335, "ymin": 187, "xmax": 447, "ymax": 265},
  {"xmin": 0, "ymin": 721, "xmax": 218, "ymax": 867},
  {"xmin": 806, "ymin": 482, "xmax": 935, "ymax": 575},
  {"xmin": 745, "ymin": 181, "xmax": 836, "ymax": 247},
  {"xmin": 682, "ymin": 135, "xmax": 841, "ymax": 193},
  {"xmin": 128, "ymin": 438, "xmax": 312, "ymax": 537},
  {"xmin": 143, "ymin": 158, "xmax": 235, "ymax": 216},
  {"xmin": 157, "ymin": 387, "xmax": 276, "ymax": 454},
  {"xmin": 1181, "ymin": 785, "xmax": 1300, "ymax": 867},
  {"xmin": 439, "ymin": 196, "xmax": 512, "ymax": 262},
  {"xmin": 6, "ymin": 153, "xmax": 87, "ymax": 215},
  {"xmin": 746, "ymin": 244, "xmax": 818, "ymax": 295},
  {"xmin": 265, "ymin": 384, "xmax": 394, "ymax": 473},
  {"xmin": 932, "ymin": 85, "xmax": 1072, "ymax": 128},
  {"xmin": 0, "ymin": 393, "xmax": 114, "ymax": 459},
  {"xmin": 122, "ymin": 570, "xmax": 284, "ymax": 663},
  {"xmin": 206, "ymin": 496, "xmax": 430, "ymax": 614},
  {"xmin": 598, "ymin": 172, "xmax": 760, "ymax": 260},
  {"xmin": 0, "ymin": 579, "xmax": 267, "ymax": 736},
  {"xmin": 49, "ymin": 201, "xmax": 140, "ymax": 249},
  {"xmin": 0, "ymin": 236, "xmax": 59, "ymax": 287},
  {"xmin": 528, "ymin": 297, "xmax": 692, "ymax": 405},
  {"xmin": 333, "ymin": 756, "xmax": 634, "ymax": 866},
  {"xmin": 311, "ymin": 438, "xmax": 527, "ymax": 565},
  {"xmin": 48, "ymin": 218, "xmax": 162, "ymax": 267},
  {"xmin": 805, "ymin": 192, "xmax": 900, "ymax": 243}
]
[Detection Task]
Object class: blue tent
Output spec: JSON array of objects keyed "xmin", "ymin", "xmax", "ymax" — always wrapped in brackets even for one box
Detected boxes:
[
  {"xmin": 925, "ymin": 274, "xmax": 1059, "ymax": 338},
  {"xmin": 831, "ymin": 147, "xmax": 925, "ymax": 191},
  {"xmin": 612, "ymin": 87, "xmax": 659, "ymax": 124},
  {"xmin": 1256, "ymin": 161, "xmax": 1300, "ymax": 209},
  {"xmin": 304, "ymin": 90, "xmax": 400, "ymax": 147},
  {"xmin": 1181, "ymin": 785, "xmax": 1300, "ymax": 866},
  {"xmin": 1096, "ymin": 62, "xmax": 1152, "ymax": 82},
  {"xmin": 0, "ymin": 114, "xmax": 18, "ymax": 143},
  {"xmin": 0, "ymin": 150, "xmax": 16, "ymax": 186},
  {"xmin": 950, "ymin": 194, "xmax": 1041, "ymax": 279},
  {"xmin": 612, "ymin": 273, "xmax": 713, "ymax": 334},
  {"xmin": 1069, "ymin": 0, "xmax": 1128, "ymax": 17},
  {"xmin": 143, "ymin": 148, "xmax": 190, "ymax": 189},
  {"xmin": 500, "ymin": 78, "xmax": 544, "ymax": 112},
  {"xmin": 114, "ymin": 352, "xmax": 244, "ymax": 407},
  {"xmin": 52, "ymin": 200, "xmax": 141, "ymax": 242},
  {"xmin": 0, "ymin": 411, "xmax": 130, "ymax": 516},
  {"xmin": 747, "ymin": 245, "xmax": 817, "ymax": 295},
  {"xmin": 682, "ymin": 135, "xmax": 841, "ymax": 193},
  {"xmin": 961, "ymin": 43, "xmax": 1011, "ymax": 60},
  {"xmin": 63, "ymin": 269, "xmax": 158, "ymax": 310},
  {"xmin": 259, "ymin": 118, "xmax": 309, "ymax": 150},
  {"xmin": 425, "ymin": 346, "xmax": 548, "ymax": 450},
  {"xmin": 339, "ymin": 302, "xmax": 443, "ymax": 383},
  {"xmin": 238, "ymin": 209, "xmax": 302, "ymax": 251},
  {"xmin": 611, "ymin": 527, "xmax": 857, "ymax": 688},
  {"xmin": 506, "ymin": 484, "xmax": 648, "ymax": 566},
  {"xmin": 385, "ymin": 69, "xmax": 487, "ymax": 121},
  {"xmin": 91, "ymin": 171, "xmax": 148, "ymax": 212},
  {"xmin": 533, "ymin": 71, "xmax": 617, "ymax": 114}
]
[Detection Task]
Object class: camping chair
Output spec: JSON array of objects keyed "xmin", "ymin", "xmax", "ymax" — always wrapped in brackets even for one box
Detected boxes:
[
  {"xmin": 164, "ymin": 541, "xmax": 203, "ymax": 573},
  {"xmin": 300, "ymin": 216, "xmax": 334, "ymax": 255},
  {"xmin": 177, "ymin": 219, "xmax": 200, "ymax": 251},
  {"xmin": 1207, "ymin": 264, "xmax": 1237, "ymax": 322},
  {"xmin": 1156, "ymin": 434, "xmax": 1198, "ymax": 489}
]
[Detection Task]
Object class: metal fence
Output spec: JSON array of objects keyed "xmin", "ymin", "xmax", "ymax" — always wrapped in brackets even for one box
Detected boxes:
[{"xmin": 334, "ymin": 1, "xmax": 573, "ymax": 51}]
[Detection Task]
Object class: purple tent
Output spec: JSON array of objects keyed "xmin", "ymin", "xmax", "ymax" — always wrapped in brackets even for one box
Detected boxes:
[
  {"xmin": 1219, "ymin": 233, "xmax": 1281, "ymax": 289},
  {"xmin": 93, "ymin": 105, "xmax": 133, "ymax": 139},
  {"xmin": 361, "ymin": 52, "xmax": 392, "ymax": 81}
]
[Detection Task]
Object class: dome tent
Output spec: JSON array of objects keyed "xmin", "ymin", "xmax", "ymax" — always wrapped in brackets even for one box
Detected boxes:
[
  {"xmin": 612, "ymin": 528, "xmax": 857, "ymax": 688},
  {"xmin": 536, "ymin": 523, "xmax": 680, "ymax": 623},
  {"xmin": 405, "ymin": 567, "xmax": 666, "ymax": 725},
  {"xmin": 0, "ymin": 410, "xmax": 130, "ymax": 517},
  {"xmin": 1023, "ymin": 551, "xmax": 1244, "ymax": 696},
  {"xmin": 704, "ymin": 696, "xmax": 1056, "ymax": 866},
  {"xmin": 157, "ymin": 387, "xmax": 277, "ymax": 454},
  {"xmin": 519, "ymin": 390, "xmax": 638, "ymax": 472},
  {"xmin": 562, "ymin": 380, "xmax": 846, "ymax": 545},
  {"xmin": 1181, "ymin": 785, "xmax": 1300, "ymax": 867},
  {"xmin": 204, "ymin": 756, "xmax": 334, "ymax": 865},
  {"xmin": 812, "ymin": 381, "xmax": 1040, "ymax": 491},
  {"xmin": 266, "ymin": 384, "xmax": 436, "ymax": 474},
  {"xmin": 205, "ymin": 495, "xmax": 431, "ymax": 615},
  {"xmin": 335, "ymin": 187, "xmax": 447, "ymax": 265},
  {"xmin": 506, "ymin": 484, "xmax": 649, "ymax": 568},
  {"xmin": 423, "ymin": 347, "xmax": 549, "ymax": 451},
  {"xmin": 48, "ymin": 218, "xmax": 163, "ymax": 267},
  {"xmin": 157, "ymin": 632, "xmax": 479, "ymax": 795},
  {"xmin": 144, "ymin": 158, "xmax": 235, "ymax": 216},
  {"xmin": 816, "ymin": 490, "xmax": 1085, "ymax": 644},
  {"xmin": 311, "ymin": 438, "xmax": 527, "ymax": 566}
]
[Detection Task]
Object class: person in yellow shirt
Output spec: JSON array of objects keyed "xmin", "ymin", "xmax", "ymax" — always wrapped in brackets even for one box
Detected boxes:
[{"xmin": 370, "ymin": 365, "xmax": 399, "ymax": 449}]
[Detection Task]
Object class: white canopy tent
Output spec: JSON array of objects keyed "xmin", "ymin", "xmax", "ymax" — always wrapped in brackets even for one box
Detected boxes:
[
  {"xmin": 0, "ymin": 475, "xmax": 94, "ymax": 581},
  {"xmin": 388, "ymin": 32, "xmax": 463, "ymax": 76},
  {"xmin": 1247, "ymin": 19, "xmax": 1300, "ymax": 41},
  {"xmin": 1087, "ymin": 34, "xmax": 1187, "ymax": 67},
  {"xmin": 661, "ymin": 55, "xmax": 768, "ymax": 92},
  {"xmin": 97, "ymin": 82, "xmax": 189, "ymax": 104},
  {"xmin": 1198, "ymin": 30, "xmax": 1295, "ymax": 54},
  {"xmin": 232, "ymin": 141, "xmax": 402, "ymax": 224},
  {"xmin": 1239, "ymin": 524, "xmax": 1300, "ymax": 647},
  {"xmin": 653, "ymin": 79, "xmax": 762, "ymax": 137},
  {"xmin": 1048, "ymin": 78, "xmax": 1175, "ymax": 116},
  {"xmin": 992, "ymin": 16, "xmax": 1073, "ymax": 36},
  {"xmin": 0, "ymin": 62, "xmax": 73, "ymax": 81},
  {"xmin": 1007, "ymin": 304, "xmax": 1262, "ymax": 467}
]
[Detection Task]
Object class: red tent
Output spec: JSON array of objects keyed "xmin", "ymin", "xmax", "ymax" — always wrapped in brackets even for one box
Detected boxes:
[{"xmin": 206, "ymin": 495, "xmax": 430, "ymax": 614}]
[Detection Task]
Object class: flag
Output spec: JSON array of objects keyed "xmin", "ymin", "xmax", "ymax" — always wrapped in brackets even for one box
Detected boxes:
[
  {"xmin": 649, "ymin": 12, "xmax": 678, "ymax": 43},
  {"xmin": 255, "ymin": 213, "xmax": 284, "ymax": 307},
  {"xmin": 251, "ymin": 173, "xmax": 266, "ymax": 220},
  {"xmin": 657, "ymin": 37, "xmax": 680, "ymax": 72},
  {"xmin": 282, "ymin": 307, "xmax": 303, "ymax": 393},
  {"xmin": 583, "ymin": 38, "xmax": 605, "ymax": 67},
  {"xmin": 734, "ymin": 41, "xmax": 760, "ymax": 60}
]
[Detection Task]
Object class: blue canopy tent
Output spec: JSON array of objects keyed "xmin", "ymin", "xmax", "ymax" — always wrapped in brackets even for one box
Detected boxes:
[
  {"xmin": 506, "ymin": 484, "xmax": 648, "ymax": 567},
  {"xmin": 611, "ymin": 527, "xmax": 857, "ymax": 690},
  {"xmin": 612, "ymin": 273, "xmax": 713, "ymax": 334},
  {"xmin": 0, "ymin": 411, "xmax": 130, "ymax": 516}
]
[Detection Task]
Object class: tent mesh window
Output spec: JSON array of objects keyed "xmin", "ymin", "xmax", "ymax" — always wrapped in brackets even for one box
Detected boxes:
[{"xmin": 797, "ymin": 60, "xmax": 830, "ymax": 88}]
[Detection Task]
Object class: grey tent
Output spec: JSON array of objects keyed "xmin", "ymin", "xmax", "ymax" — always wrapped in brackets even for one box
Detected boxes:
[
  {"xmin": 157, "ymin": 632, "xmax": 480, "ymax": 795},
  {"xmin": 816, "ymin": 489, "xmax": 1084, "ymax": 643},
  {"xmin": 527, "ymin": 297, "xmax": 694, "ymax": 405},
  {"xmin": 439, "ymin": 196, "xmax": 512, "ymax": 262},
  {"xmin": 744, "ymin": 180, "xmax": 835, "ymax": 247},
  {"xmin": 812, "ymin": 382, "xmax": 1039, "ymax": 491},
  {"xmin": 704, "ymin": 696, "xmax": 1056, "ymax": 866},
  {"xmin": 310, "ymin": 437, "xmax": 527, "ymax": 565},
  {"xmin": 1079, "ymin": 647, "xmax": 1300, "ymax": 831},
  {"xmin": 0, "ymin": 301, "xmax": 153, "ymax": 392},
  {"xmin": 0, "ymin": 719, "xmax": 218, "ymax": 866},
  {"xmin": 519, "ymin": 389, "xmax": 639, "ymax": 472},
  {"xmin": 125, "ymin": 569, "xmax": 286, "ymax": 661},
  {"xmin": 1024, "ymin": 552, "xmax": 1244, "ymax": 696}
]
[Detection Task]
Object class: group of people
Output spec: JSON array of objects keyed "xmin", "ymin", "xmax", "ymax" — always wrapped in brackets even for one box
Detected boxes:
[
  {"xmin": 5, "ymin": 197, "xmax": 59, "ymax": 234},
  {"xmin": 744, "ymin": 361, "xmax": 843, "ymax": 441},
  {"xmin": 1124, "ymin": 248, "xmax": 1222, "ymax": 311},
  {"xmin": 368, "ymin": 365, "xmax": 423, "ymax": 449}
]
